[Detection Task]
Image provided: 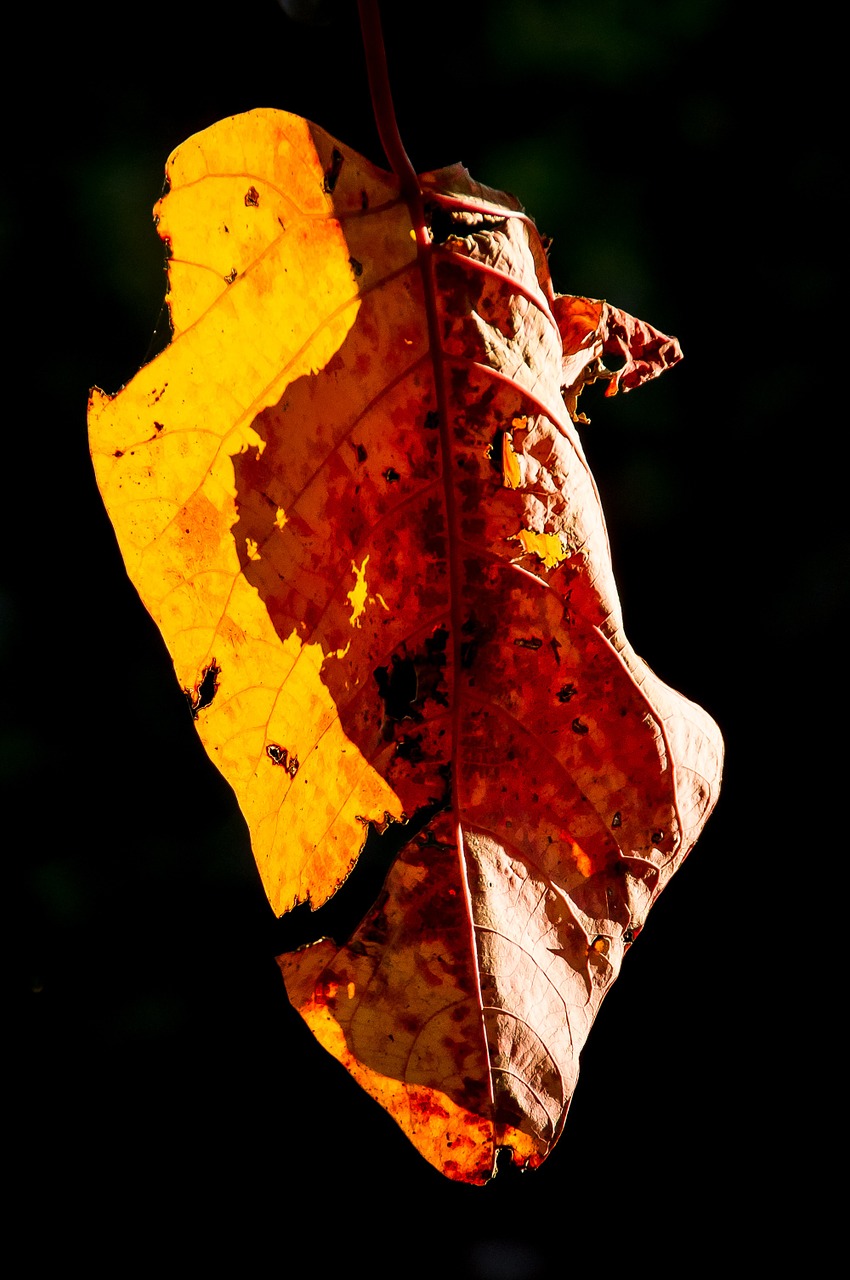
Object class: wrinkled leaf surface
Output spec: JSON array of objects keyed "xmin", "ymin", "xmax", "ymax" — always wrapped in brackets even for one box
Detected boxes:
[{"xmin": 89, "ymin": 110, "xmax": 723, "ymax": 1183}]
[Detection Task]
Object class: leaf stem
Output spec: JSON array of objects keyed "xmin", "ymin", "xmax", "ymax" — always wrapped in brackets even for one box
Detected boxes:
[{"xmin": 357, "ymin": 0, "xmax": 420, "ymax": 202}]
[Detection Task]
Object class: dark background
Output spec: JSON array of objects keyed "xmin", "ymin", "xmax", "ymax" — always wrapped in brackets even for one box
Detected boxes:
[{"xmin": 8, "ymin": 0, "xmax": 838, "ymax": 1272}]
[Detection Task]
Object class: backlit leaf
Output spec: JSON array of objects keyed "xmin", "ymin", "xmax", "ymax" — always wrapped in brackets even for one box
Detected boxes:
[{"xmin": 88, "ymin": 108, "xmax": 723, "ymax": 1183}]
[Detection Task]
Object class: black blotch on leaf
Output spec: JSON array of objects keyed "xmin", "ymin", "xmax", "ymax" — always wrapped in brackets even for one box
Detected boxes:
[
  {"xmin": 185, "ymin": 661, "xmax": 221, "ymax": 719},
  {"xmin": 374, "ymin": 655, "xmax": 418, "ymax": 723},
  {"xmin": 374, "ymin": 627, "xmax": 449, "ymax": 736},
  {"xmin": 602, "ymin": 346, "xmax": 628, "ymax": 372},
  {"xmin": 488, "ymin": 429, "xmax": 504, "ymax": 473},
  {"xmin": 395, "ymin": 734, "xmax": 424, "ymax": 763},
  {"xmin": 323, "ymin": 147, "xmax": 344, "ymax": 194},
  {"xmin": 266, "ymin": 743, "xmax": 299, "ymax": 776},
  {"xmin": 460, "ymin": 613, "xmax": 489, "ymax": 671}
]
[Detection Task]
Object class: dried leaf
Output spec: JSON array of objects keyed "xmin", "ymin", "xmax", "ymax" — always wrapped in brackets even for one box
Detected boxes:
[{"xmin": 88, "ymin": 109, "xmax": 722, "ymax": 1183}]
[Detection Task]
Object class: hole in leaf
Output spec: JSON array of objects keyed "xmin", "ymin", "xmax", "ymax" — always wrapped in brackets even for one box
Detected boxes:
[
  {"xmin": 323, "ymin": 147, "xmax": 344, "ymax": 193},
  {"xmin": 374, "ymin": 655, "xmax": 418, "ymax": 721},
  {"xmin": 185, "ymin": 661, "xmax": 221, "ymax": 719},
  {"xmin": 602, "ymin": 347, "xmax": 627, "ymax": 372}
]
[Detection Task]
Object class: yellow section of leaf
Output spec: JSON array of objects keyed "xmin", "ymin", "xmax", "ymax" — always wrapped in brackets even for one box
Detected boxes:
[
  {"xmin": 88, "ymin": 110, "xmax": 409, "ymax": 914},
  {"xmin": 566, "ymin": 837, "xmax": 593, "ymax": 879},
  {"xmin": 501, "ymin": 430, "xmax": 522, "ymax": 489},
  {"xmin": 347, "ymin": 556, "xmax": 370, "ymax": 627},
  {"xmin": 291, "ymin": 982, "xmax": 497, "ymax": 1183},
  {"xmin": 347, "ymin": 556, "xmax": 392, "ymax": 629},
  {"xmin": 513, "ymin": 528, "xmax": 570, "ymax": 569}
]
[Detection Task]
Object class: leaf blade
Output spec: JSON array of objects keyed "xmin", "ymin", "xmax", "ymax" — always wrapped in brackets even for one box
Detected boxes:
[{"xmin": 89, "ymin": 108, "xmax": 723, "ymax": 1180}]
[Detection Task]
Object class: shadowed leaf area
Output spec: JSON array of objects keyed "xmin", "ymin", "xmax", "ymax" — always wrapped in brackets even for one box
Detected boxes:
[{"xmin": 88, "ymin": 109, "xmax": 722, "ymax": 1183}]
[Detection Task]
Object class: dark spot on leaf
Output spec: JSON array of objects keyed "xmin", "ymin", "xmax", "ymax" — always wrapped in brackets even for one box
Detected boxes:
[
  {"xmin": 487, "ymin": 429, "xmax": 504, "ymax": 473},
  {"xmin": 424, "ymin": 410, "xmax": 440, "ymax": 430},
  {"xmin": 383, "ymin": 467, "xmax": 400, "ymax": 483},
  {"xmin": 244, "ymin": 186, "xmax": 260, "ymax": 207},
  {"xmin": 514, "ymin": 636, "xmax": 542, "ymax": 650},
  {"xmin": 460, "ymin": 613, "xmax": 491, "ymax": 670},
  {"xmin": 360, "ymin": 189, "xmax": 369, "ymax": 210},
  {"xmin": 550, "ymin": 638, "xmax": 562, "ymax": 665},
  {"xmin": 185, "ymin": 661, "xmax": 221, "ymax": 719},
  {"xmin": 571, "ymin": 718, "xmax": 589, "ymax": 735},
  {"xmin": 224, "ymin": 268, "xmax": 237, "ymax": 284},
  {"xmin": 557, "ymin": 683, "xmax": 576, "ymax": 703},
  {"xmin": 323, "ymin": 147, "xmax": 344, "ymax": 194},
  {"xmin": 460, "ymin": 642, "xmax": 477, "ymax": 670},
  {"xmin": 612, "ymin": 811, "xmax": 622, "ymax": 828},
  {"xmin": 395, "ymin": 734, "xmax": 424, "ymax": 763},
  {"xmin": 374, "ymin": 655, "xmax": 418, "ymax": 722},
  {"xmin": 425, "ymin": 626, "xmax": 449, "ymax": 662},
  {"xmin": 113, "ymin": 449, "xmax": 123, "ymax": 458},
  {"xmin": 267, "ymin": 743, "xmax": 299, "ymax": 776},
  {"xmin": 375, "ymin": 628, "xmax": 449, "ymax": 734},
  {"xmin": 349, "ymin": 256, "xmax": 363, "ymax": 277},
  {"xmin": 355, "ymin": 442, "xmax": 367, "ymax": 463},
  {"xmin": 602, "ymin": 346, "xmax": 627, "ymax": 372},
  {"xmin": 153, "ymin": 421, "xmax": 164, "ymax": 432},
  {"xmin": 652, "ymin": 830, "xmax": 664, "ymax": 843}
]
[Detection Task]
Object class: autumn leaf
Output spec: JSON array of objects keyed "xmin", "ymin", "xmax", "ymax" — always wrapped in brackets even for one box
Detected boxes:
[{"xmin": 88, "ymin": 107, "xmax": 722, "ymax": 1184}]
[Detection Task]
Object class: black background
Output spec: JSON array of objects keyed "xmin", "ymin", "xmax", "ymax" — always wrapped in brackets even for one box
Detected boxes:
[{"xmin": 8, "ymin": 1, "xmax": 838, "ymax": 1272}]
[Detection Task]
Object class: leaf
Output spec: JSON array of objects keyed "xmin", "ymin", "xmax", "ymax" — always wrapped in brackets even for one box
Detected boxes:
[{"xmin": 88, "ymin": 108, "xmax": 723, "ymax": 1183}]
